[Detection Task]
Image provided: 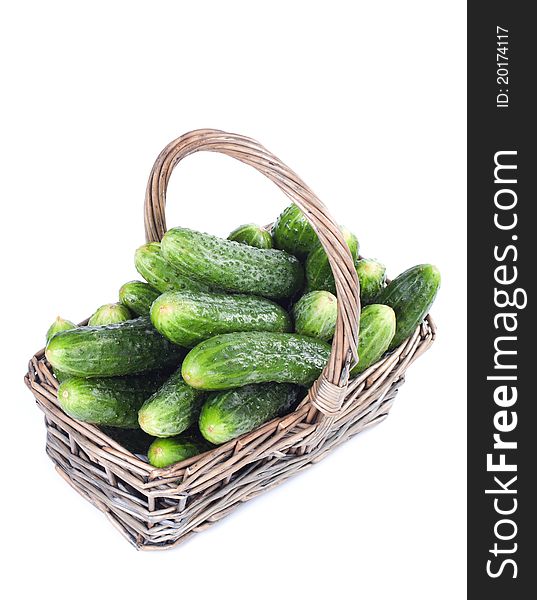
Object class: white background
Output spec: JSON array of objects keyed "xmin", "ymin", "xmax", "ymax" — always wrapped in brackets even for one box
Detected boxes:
[{"xmin": 1, "ymin": 2, "xmax": 466, "ymax": 598}]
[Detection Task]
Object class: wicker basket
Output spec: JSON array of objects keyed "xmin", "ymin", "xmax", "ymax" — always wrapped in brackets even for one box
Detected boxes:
[{"xmin": 25, "ymin": 129, "xmax": 436, "ymax": 550}]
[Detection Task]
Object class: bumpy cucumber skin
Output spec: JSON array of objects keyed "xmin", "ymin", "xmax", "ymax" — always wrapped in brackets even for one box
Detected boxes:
[
  {"xmin": 45, "ymin": 317, "xmax": 183, "ymax": 378},
  {"xmin": 148, "ymin": 436, "xmax": 208, "ymax": 468},
  {"xmin": 135, "ymin": 242, "xmax": 210, "ymax": 294},
  {"xmin": 151, "ymin": 290, "xmax": 292, "ymax": 347},
  {"xmin": 355, "ymin": 259, "xmax": 387, "ymax": 305},
  {"xmin": 228, "ymin": 223, "xmax": 273, "ymax": 249},
  {"xmin": 182, "ymin": 331, "xmax": 331, "ymax": 390},
  {"xmin": 119, "ymin": 281, "xmax": 160, "ymax": 316},
  {"xmin": 350, "ymin": 304, "xmax": 396, "ymax": 376},
  {"xmin": 88, "ymin": 303, "xmax": 132, "ymax": 326},
  {"xmin": 293, "ymin": 291, "xmax": 337, "ymax": 342},
  {"xmin": 138, "ymin": 369, "xmax": 207, "ymax": 437},
  {"xmin": 161, "ymin": 227, "xmax": 304, "ymax": 300},
  {"xmin": 375, "ymin": 264, "xmax": 441, "ymax": 350},
  {"xmin": 305, "ymin": 227, "xmax": 359, "ymax": 294},
  {"xmin": 58, "ymin": 372, "xmax": 166, "ymax": 428},
  {"xmin": 46, "ymin": 317, "xmax": 78, "ymax": 382},
  {"xmin": 199, "ymin": 383, "xmax": 300, "ymax": 444},
  {"xmin": 272, "ymin": 204, "xmax": 318, "ymax": 258}
]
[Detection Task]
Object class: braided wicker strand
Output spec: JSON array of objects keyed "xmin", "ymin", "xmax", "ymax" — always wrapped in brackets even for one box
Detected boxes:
[{"xmin": 143, "ymin": 129, "xmax": 360, "ymax": 421}]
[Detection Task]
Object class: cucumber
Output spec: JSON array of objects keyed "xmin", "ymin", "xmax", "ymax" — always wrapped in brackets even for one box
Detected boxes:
[
  {"xmin": 46, "ymin": 316, "xmax": 77, "ymax": 343},
  {"xmin": 46, "ymin": 317, "xmax": 78, "ymax": 382},
  {"xmin": 355, "ymin": 259, "xmax": 387, "ymax": 304},
  {"xmin": 100, "ymin": 426, "xmax": 155, "ymax": 455},
  {"xmin": 151, "ymin": 290, "xmax": 292, "ymax": 347},
  {"xmin": 119, "ymin": 281, "xmax": 160, "ymax": 316},
  {"xmin": 350, "ymin": 304, "xmax": 396, "ymax": 376},
  {"xmin": 161, "ymin": 227, "xmax": 303, "ymax": 299},
  {"xmin": 228, "ymin": 223, "xmax": 273, "ymax": 249},
  {"xmin": 138, "ymin": 369, "xmax": 207, "ymax": 437},
  {"xmin": 135, "ymin": 242, "xmax": 210, "ymax": 294},
  {"xmin": 375, "ymin": 264, "xmax": 441, "ymax": 350},
  {"xmin": 272, "ymin": 204, "xmax": 318, "ymax": 257},
  {"xmin": 148, "ymin": 435, "xmax": 208, "ymax": 468},
  {"xmin": 88, "ymin": 303, "xmax": 132, "ymax": 326},
  {"xmin": 58, "ymin": 372, "xmax": 167, "ymax": 428},
  {"xmin": 292, "ymin": 291, "xmax": 337, "ymax": 342},
  {"xmin": 305, "ymin": 227, "xmax": 359, "ymax": 294},
  {"xmin": 199, "ymin": 383, "xmax": 300, "ymax": 444},
  {"xmin": 182, "ymin": 332, "xmax": 331, "ymax": 390},
  {"xmin": 45, "ymin": 317, "xmax": 183, "ymax": 378}
]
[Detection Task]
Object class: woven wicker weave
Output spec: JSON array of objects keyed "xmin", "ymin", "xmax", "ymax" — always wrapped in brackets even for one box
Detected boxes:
[{"xmin": 25, "ymin": 130, "xmax": 436, "ymax": 550}]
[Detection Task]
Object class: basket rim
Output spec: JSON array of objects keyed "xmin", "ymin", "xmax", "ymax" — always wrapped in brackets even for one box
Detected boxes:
[{"xmin": 26, "ymin": 312, "xmax": 436, "ymax": 482}]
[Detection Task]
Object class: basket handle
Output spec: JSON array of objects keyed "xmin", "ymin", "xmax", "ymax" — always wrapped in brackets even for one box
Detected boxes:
[{"xmin": 144, "ymin": 129, "xmax": 360, "ymax": 418}]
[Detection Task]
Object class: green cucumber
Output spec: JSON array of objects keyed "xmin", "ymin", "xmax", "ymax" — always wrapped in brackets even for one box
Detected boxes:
[
  {"xmin": 355, "ymin": 259, "xmax": 386, "ymax": 304},
  {"xmin": 228, "ymin": 223, "xmax": 273, "ymax": 249},
  {"xmin": 135, "ymin": 242, "xmax": 210, "ymax": 294},
  {"xmin": 161, "ymin": 227, "xmax": 303, "ymax": 299},
  {"xmin": 45, "ymin": 317, "xmax": 183, "ymax": 378},
  {"xmin": 305, "ymin": 227, "xmax": 359, "ymax": 294},
  {"xmin": 119, "ymin": 281, "xmax": 160, "ymax": 316},
  {"xmin": 350, "ymin": 304, "xmax": 396, "ymax": 376},
  {"xmin": 182, "ymin": 332, "xmax": 331, "ymax": 390},
  {"xmin": 58, "ymin": 372, "xmax": 167, "ymax": 428},
  {"xmin": 46, "ymin": 316, "xmax": 77, "ymax": 342},
  {"xmin": 199, "ymin": 383, "xmax": 300, "ymax": 444},
  {"xmin": 375, "ymin": 264, "xmax": 441, "ymax": 350},
  {"xmin": 292, "ymin": 291, "xmax": 337, "ymax": 342},
  {"xmin": 272, "ymin": 204, "xmax": 318, "ymax": 257},
  {"xmin": 88, "ymin": 303, "xmax": 132, "ymax": 326},
  {"xmin": 138, "ymin": 369, "xmax": 207, "ymax": 437},
  {"xmin": 148, "ymin": 435, "xmax": 208, "ymax": 468},
  {"xmin": 46, "ymin": 317, "xmax": 78, "ymax": 382},
  {"xmin": 151, "ymin": 290, "xmax": 292, "ymax": 347}
]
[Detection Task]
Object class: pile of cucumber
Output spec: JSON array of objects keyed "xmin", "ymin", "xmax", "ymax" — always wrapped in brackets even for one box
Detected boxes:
[{"xmin": 45, "ymin": 204, "xmax": 440, "ymax": 468}]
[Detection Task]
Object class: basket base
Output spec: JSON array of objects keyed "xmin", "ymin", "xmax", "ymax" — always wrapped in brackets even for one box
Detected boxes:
[{"xmin": 43, "ymin": 380, "xmax": 402, "ymax": 550}]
